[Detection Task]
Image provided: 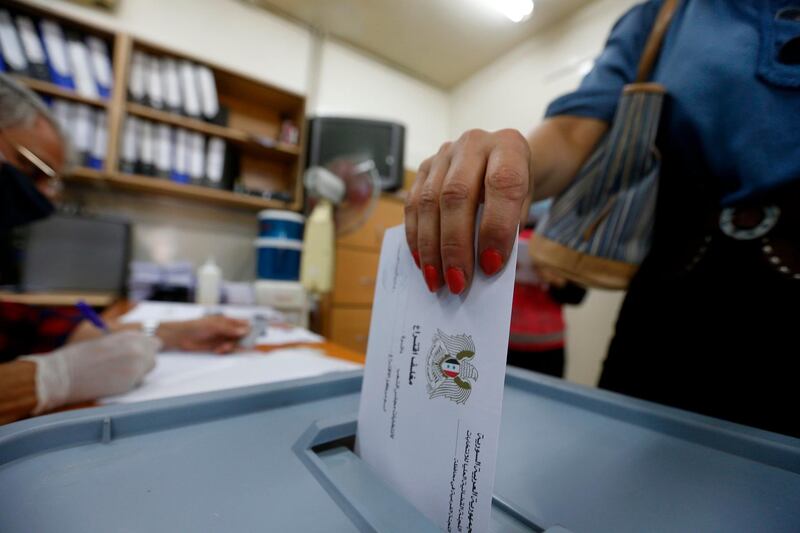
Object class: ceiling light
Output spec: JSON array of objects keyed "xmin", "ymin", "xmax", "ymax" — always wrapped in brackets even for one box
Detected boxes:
[{"xmin": 485, "ymin": 0, "xmax": 535, "ymax": 23}]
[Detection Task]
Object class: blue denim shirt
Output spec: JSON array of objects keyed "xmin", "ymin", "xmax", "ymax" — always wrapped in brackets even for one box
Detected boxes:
[{"xmin": 546, "ymin": 0, "xmax": 800, "ymax": 204}]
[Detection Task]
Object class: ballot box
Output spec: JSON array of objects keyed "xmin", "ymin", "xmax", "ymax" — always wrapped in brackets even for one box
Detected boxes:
[{"xmin": 1, "ymin": 368, "xmax": 799, "ymax": 533}]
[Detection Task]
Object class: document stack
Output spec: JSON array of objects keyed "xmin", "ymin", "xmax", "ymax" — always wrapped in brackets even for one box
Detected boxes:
[
  {"xmin": 50, "ymin": 97, "xmax": 107, "ymax": 170},
  {"xmin": 118, "ymin": 116, "xmax": 236, "ymax": 190},
  {"xmin": 127, "ymin": 49, "xmax": 226, "ymax": 126},
  {"xmin": 0, "ymin": 7, "xmax": 113, "ymax": 100}
]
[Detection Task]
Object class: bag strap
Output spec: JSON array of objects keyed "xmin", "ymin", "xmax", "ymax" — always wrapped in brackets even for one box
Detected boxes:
[{"xmin": 635, "ymin": 0, "xmax": 680, "ymax": 83}]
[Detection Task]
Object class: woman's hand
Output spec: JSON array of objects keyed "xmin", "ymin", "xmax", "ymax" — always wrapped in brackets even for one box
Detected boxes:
[{"xmin": 405, "ymin": 128, "xmax": 532, "ymax": 294}]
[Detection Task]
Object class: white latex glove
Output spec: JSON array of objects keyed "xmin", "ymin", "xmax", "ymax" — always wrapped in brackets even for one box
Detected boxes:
[{"xmin": 21, "ymin": 331, "xmax": 161, "ymax": 414}]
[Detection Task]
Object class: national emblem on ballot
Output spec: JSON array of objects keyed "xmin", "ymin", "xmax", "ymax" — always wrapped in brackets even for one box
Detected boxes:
[{"xmin": 426, "ymin": 329, "xmax": 478, "ymax": 405}]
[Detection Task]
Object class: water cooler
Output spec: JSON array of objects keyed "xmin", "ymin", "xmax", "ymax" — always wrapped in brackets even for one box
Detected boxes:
[{"xmin": 254, "ymin": 210, "xmax": 309, "ymax": 328}]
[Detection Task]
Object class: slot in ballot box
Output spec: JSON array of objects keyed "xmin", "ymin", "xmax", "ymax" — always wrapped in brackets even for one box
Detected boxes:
[{"xmin": 1, "ymin": 369, "xmax": 799, "ymax": 533}]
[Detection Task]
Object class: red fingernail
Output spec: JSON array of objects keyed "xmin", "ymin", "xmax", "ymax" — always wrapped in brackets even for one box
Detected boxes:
[
  {"xmin": 423, "ymin": 265, "xmax": 441, "ymax": 292},
  {"xmin": 446, "ymin": 267, "xmax": 466, "ymax": 295},
  {"xmin": 480, "ymin": 248, "xmax": 504, "ymax": 276},
  {"xmin": 412, "ymin": 250, "xmax": 421, "ymax": 269}
]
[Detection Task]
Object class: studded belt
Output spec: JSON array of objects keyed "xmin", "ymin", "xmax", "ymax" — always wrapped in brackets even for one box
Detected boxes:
[{"xmin": 683, "ymin": 202, "xmax": 800, "ymax": 280}]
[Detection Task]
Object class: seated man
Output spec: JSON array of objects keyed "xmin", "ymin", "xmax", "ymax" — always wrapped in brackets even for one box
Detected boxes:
[{"xmin": 0, "ymin": 75, "xmax": 248, "ymax": 424}]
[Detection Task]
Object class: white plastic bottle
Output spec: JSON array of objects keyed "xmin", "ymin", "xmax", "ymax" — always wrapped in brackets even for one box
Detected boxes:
[{"xmin": 195, "ymin": 257, "xmax": 221, "ymax": 306}]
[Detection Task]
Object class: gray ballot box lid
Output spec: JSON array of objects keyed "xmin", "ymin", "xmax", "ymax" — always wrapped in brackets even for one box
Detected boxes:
[{"xmin": 1, "ymin": 369, "xmax": 799, "ymax": 533}]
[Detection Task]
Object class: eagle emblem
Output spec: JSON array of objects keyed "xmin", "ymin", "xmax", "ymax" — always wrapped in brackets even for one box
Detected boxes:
[{"xmin": 426, "ymin": 330, "xmax": 478, "ymax": 405}]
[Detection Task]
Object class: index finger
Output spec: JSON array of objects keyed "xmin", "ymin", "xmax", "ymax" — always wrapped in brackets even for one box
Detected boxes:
[{"xmin": 478, "ymin": 136, "xmax": 530, "ymax": 276}]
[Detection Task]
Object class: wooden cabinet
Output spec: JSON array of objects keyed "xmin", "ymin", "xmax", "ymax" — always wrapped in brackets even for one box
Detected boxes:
[
  {"xmin": 332, "ymin": 248, "xmax": 380, "ymax": 305},
  {"xmin": 336, "ymin": 199, "xmax": 405, "ymax": 250},
  {"xmin": 324, "ymin": 196, "xmax": 405, "ymax": 354},
  {"xmin": 329, "ymin": 308, "xmax": 372, "ymax": 354}
]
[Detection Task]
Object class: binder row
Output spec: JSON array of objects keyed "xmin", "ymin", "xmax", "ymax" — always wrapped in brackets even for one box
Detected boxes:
[
  {"xmin": 119, "ymin": 117, "xmax": 236, "ymax": 190},
  {"xmin": 128, "ymin": 50, "xmax": 226, "ymax": 126},
  {"xmin": 0, "ymin": 8, "xmax": 113, "ymax": 100},
  {"xmin": 49, "ymin": 98, "xmax": 107, "ymax": 170}
]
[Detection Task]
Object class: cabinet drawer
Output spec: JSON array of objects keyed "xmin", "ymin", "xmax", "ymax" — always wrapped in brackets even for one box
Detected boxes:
[
  {"xmin": 337, "ymin": 198, "xmax": 404, "ymax": 251},
  {"xmin": 329, "ymin": 307, "xmax": 371, "ymax": 354},
  {"xmin": 333, "ymin": 248, "xmax": 379, "ymax": 305}
]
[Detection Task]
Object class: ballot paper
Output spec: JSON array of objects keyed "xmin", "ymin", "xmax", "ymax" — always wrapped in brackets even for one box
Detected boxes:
[
  {"xmin": 357, "ymin": 225, "xmax": 517, "ymax": 533},
  {"xmin": 102, "ymin": 348, "xmax": 360, "ymax": 404}
]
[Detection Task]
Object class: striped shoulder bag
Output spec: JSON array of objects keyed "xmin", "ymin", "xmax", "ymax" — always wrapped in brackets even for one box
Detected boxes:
[{"xmin": 530, "ymin": 0, "xmax": 679, "ymax": 290}]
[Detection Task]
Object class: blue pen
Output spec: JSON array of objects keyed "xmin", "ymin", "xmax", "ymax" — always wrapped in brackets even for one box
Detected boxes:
[{"xmin": 76, "ymin": 300, "xmax": 110, "ymax": 333}]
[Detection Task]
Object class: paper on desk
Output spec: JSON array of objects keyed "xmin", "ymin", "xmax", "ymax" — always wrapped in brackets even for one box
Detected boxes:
[
  {"xmin": 119, "ymin": 301, "xmax": 322, "ymax": 346},
  {"xmin": 356, "ymin": 225, "xmax": 517, "ymax": 533},
  {"xmin": 257, "ymin": 325, "xmax": 323, "ymax": 345},
  {"xmin": 119, "ymin": 301, "xmax": 284, "ymax": 324},
  {"xmin": 102, "ymin": 348, "xmax": 360, "ymax": 404}
]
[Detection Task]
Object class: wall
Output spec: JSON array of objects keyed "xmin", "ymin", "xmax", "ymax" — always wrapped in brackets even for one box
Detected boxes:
[
  {"xmin": 314, "ymin": 40, "xmax": 449, "ymax": 169},
  {"xmin": 63, "ymin": 186, "xmax": 262, "ymax": 283},
  {"xmin": 18, "ymin": 0, "xmax": 449, "ymax": 281},
  {"xmin": 449, "ymin": 0, "xmax": 642, "ymax": 387},
  {"xmin": 450, "ymin": 0, "xmax": 640, "ymax": 137}
]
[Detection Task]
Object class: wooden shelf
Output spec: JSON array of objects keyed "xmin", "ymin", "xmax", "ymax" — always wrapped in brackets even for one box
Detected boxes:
[
  {"xmin": 246, "ymin": 139, "xmax": 302, "ymax": 164},
  {"xmin": 126, "ymin": 102, "xmax": 245, "ymax": 142},
  {"xmin": 107, "ymin": 172, "xmax": 293, "ymax": 210},
  {"xmin": 63, "ymin": 167, "xmax": 299, "ymax": 211},
  {"xmin": 5, "ymin": 1, "xmax": 306, "ymax": 214},
  {"xmin": 0, "ymin": 290, "xmax": 117, "ymax": 307},
  {"xmin": 125, "ymin": 102, "xmax": 301, "ymax": 162},
  {"xmin": 14, "ymin": 76, "xmax": 109, "ymax": 108},
  {"xmin": 67, "ymin": 167, "xmax": 106, "ymax": 183}
]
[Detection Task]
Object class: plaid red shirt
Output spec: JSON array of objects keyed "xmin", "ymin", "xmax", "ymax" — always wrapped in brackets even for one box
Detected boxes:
[
  {"xmin": 509, "ymin": 229, "xmax": 565, "ymax": 352},
  {"xmin": 0, "ymin": 302, "xmax": 83, "ymax": 363}
]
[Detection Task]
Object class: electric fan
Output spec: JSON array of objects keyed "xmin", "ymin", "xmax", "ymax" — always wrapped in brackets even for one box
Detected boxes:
[{"xmin": 300, "ymin": 157, "xmax": 381, "ymax": 294}]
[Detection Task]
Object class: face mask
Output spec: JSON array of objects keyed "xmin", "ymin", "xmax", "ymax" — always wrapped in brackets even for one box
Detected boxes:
[{"xmin": 0, "ymin": 162, "xmax": 55, "ymax": 231}]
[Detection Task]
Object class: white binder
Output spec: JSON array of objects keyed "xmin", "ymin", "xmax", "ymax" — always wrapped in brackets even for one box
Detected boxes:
[
  {"xmin": 145, "ymin": 54, "xmax": 164, "ymax": 109},
  {"xmin": 205, "ymin": 136, "xmax": 226, "ymax": 188},
  {"xmin": 51, "ymin": 99, "xmax": 74, "ymax": 133},
  {"xmin": 73, "ymin": 104, "xmax": 95, "ymax": 165},
  {"xmin": 89, "ymin": 109, "xmax": 107, "ymax": 170},
  {"xmin": 155, "ymin": 123, "xmax": 173, "ymax": 178},
  {"xmin": 128, "ymin": 51, "xmax": 147, "ymax": 104},
  {"xmin": 15, "ymin": 15, "xmax": 48, "ymax": 80},
  {"xmin": 66, "ymin": 33, "xmax": 98, "ymax": 99},
  {"xmin": 119, "ymin": 117, "xmax": 139, "ymax": 174},
  {"xmin": 188, "ymin": 132, "xmax": 206, "ymax": 184},
  {"xmin": 39, "ymin": 19, "xmax": 74, "ymax": 88},
  {"xmin": 178, "ymin": 60, "xmax": 201, "ymax": 118},
  {"xmin": 138, "ymin": 119, "xmax": 156, "ymax": 175},
  {"xmin": 0, "ymin": 9, "xmax": 28, "ymax": 75},
  {"xmin": 86, "ymin": 36, "xmax": 113, "ymax": 99},
  {"xmin": 171, "ymin": 128, "xmax": 190, "ymax": 182},
  {"xmin": 195, "ymin": 64, "xmax": 220, "ymax": 122},
  {"xmin": 160, "ymin": 57, "xmax": 182, "ymax": 113}
]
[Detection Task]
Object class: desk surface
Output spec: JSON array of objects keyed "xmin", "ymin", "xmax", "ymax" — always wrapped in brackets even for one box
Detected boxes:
[
  {"xmin": 49, "ymin": 300, "xmax": 365, "ymax": 414},
  {"xmin": 258, "ymin": 341, "xmax": 365, "ymax": 365},
  {"xmin": 103, "ymin": 301, "xmax": 366, "ymax": 363},
  {"xmin": 51, "ymin": 341, "xmax": 364, "ymax": 415},
  {"xmin": 0, "ymin": 291, "xmax": 117, "ymax": 307}
]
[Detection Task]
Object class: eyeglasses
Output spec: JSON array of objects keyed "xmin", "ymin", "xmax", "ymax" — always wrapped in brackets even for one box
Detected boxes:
[{"xmin": 0, "ymin": 131, "xmax": 63, "ymax": 197}]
